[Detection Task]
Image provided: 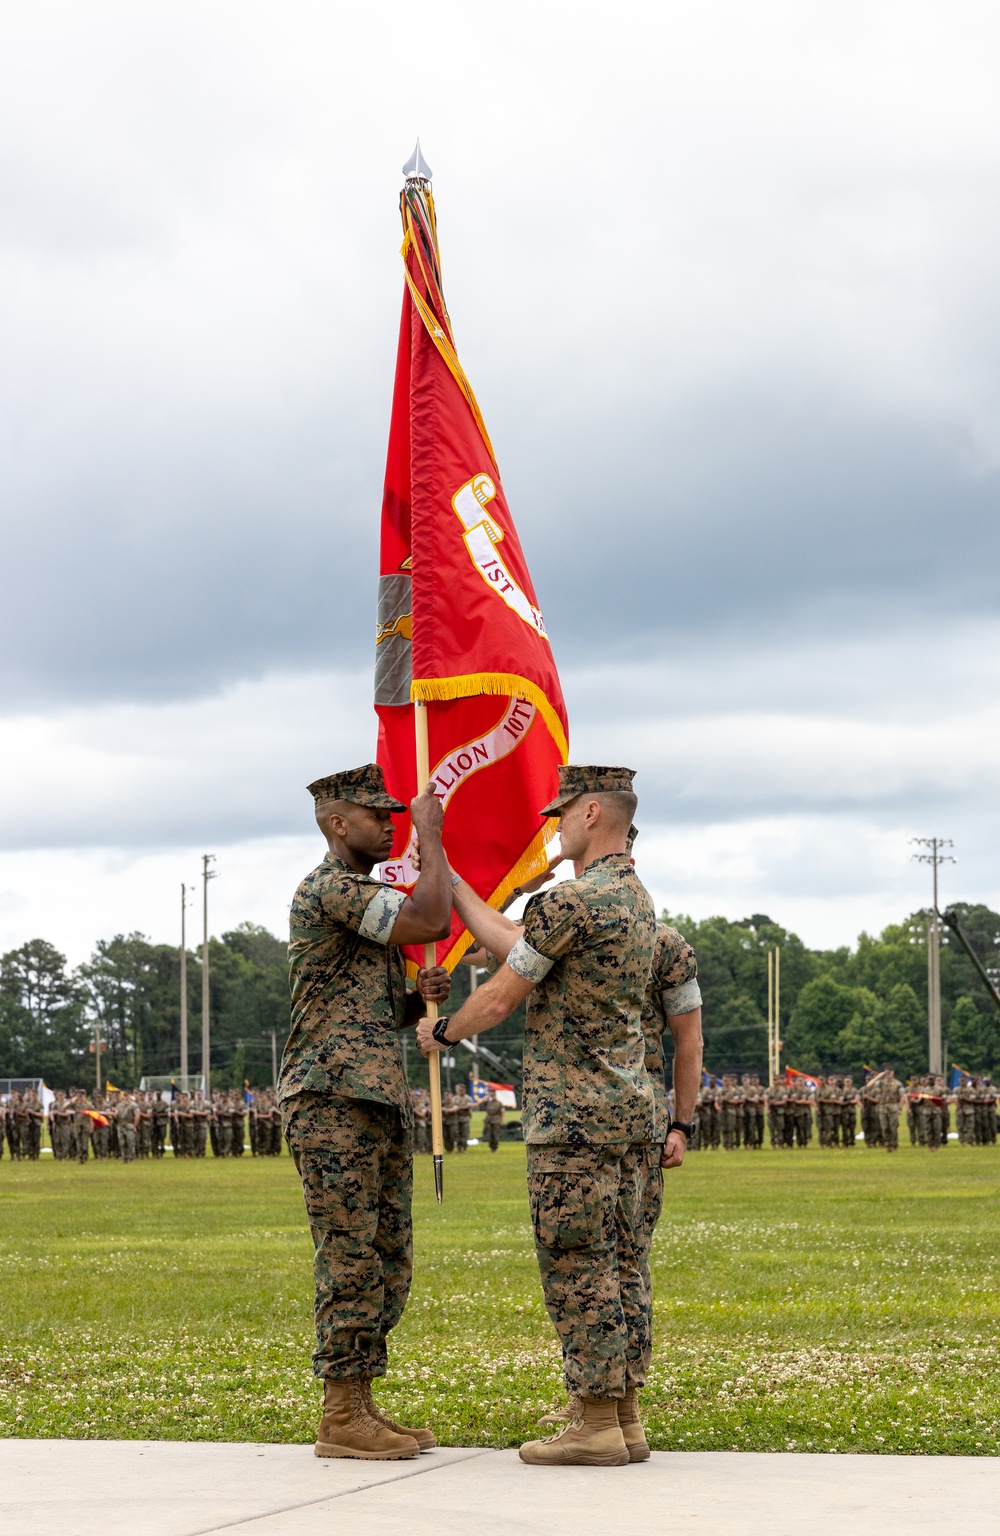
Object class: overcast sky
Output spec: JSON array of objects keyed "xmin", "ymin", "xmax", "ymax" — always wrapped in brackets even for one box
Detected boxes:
[{"xmin": 1, "ymin": 0, "xmax": 998, "ymax": 962}]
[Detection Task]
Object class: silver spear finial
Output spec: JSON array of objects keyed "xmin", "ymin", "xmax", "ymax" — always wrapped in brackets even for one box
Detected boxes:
[{"xmin": 402, "ymin": 138, "xmax": 433, "ymax": 183}]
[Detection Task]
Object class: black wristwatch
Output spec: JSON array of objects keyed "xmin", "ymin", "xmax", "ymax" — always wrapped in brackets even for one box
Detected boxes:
[
  {"xmin": 432, "ymin": 1017, "xmax": 452, "ymax": 1046},
  {"xmin": 668, "ymin": 1119, "xmax": 695, "ymax": 1137}
]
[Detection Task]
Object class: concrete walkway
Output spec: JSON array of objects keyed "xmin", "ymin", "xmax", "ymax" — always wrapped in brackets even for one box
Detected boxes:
[{"xmin": 3, "ymin": 1440, "xmax": 998, "ymax": 1536}]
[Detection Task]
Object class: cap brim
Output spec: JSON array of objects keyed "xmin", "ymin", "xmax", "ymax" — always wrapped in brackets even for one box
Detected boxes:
[
  {"xmin": 345, "ymin": 792, "xmax": 407, "ymax": 812},
  {"xmin": 538, "ymin": 792, "xmax": 575, "ymax": 817}
]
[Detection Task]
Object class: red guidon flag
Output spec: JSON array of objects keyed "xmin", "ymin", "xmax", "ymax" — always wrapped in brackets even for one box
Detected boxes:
[{"xmin": 374, "ymin": 153, "xmax": 568, "ymax": 973}]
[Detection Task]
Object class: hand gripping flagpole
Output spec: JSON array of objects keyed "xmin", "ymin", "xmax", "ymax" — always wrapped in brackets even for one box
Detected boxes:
[{"xmin": 414, "ymin": 698, "xmax": 445, "ymax": 1204}]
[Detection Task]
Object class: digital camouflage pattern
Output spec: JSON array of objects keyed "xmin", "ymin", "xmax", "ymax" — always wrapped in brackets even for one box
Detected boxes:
[
  {"xmin": 640, "ymin": 924, "xmax": 699, "ymax": 1142},
  {"xmin": 306, "ymin": 762, "xmax": 406, "ymax": 811},
  {"xmin": 514, "ymin": 854, "xmax": 656, "ymax": 1146},
  {"xmin": 527, "ymin": 1141, "xmax": 650, "ymax": 1399},
  {"xmin": 539, "ymin": 763, "xmax": 637, "ymax": 815},
  {"xmin": 279, "ymin": 855, "xmax": 411, "ymax": 1122},
  {"xmin": 283, "ymin": 1091, "xmax": 412, "ymax": 1380}
]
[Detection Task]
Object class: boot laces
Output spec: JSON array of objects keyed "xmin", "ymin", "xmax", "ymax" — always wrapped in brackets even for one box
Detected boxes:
[
  {"xmin": 539, "ymin": 1409, "xmax": 584, "ymax": 1444},
  {"xmin": 347, "ymin": 1378, "xmax": 379, "ymax": 1430}
]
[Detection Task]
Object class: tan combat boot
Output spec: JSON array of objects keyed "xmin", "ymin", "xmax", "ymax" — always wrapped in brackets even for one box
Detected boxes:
[
  {"xmin": 519, "ymin": 1396, "xmax": 629, "ymax": 1466},
  {"xmin": 617, "ymin": 1386, "xmax": 649, "ymax": 1462},
  {"xmin": 314, "ymin": 1378, "xmax": 420, "ymax": 1460},
  {"xmin": 536, "ymin": 1395, "xmax": 582, "ymax": 1427},
  {"xmin": 360, "ymin": 1376, "xmax": 437, "ymax": 1451}
]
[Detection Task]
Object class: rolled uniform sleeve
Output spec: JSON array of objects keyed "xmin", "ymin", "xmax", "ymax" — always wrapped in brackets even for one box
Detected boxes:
[
  {"xmin": 507, "ymin": 935, "xmax": 555, "ymax": 983},
  {"xmin": 654, "ymin": 930, "xmax": 700, "ymax": 1017},
  {"xmin": 320, "ymin": 873, "xmax": 407, "ymax": 944},
  {"xmin": 662, "ymin": 978, "xmax": 702, "ymax": 1016}
]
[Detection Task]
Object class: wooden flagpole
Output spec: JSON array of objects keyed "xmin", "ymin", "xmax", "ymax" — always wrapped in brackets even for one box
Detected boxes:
[{"xmin": 414, "ymin": 699, "xmax": 445, "ymax": 1204}]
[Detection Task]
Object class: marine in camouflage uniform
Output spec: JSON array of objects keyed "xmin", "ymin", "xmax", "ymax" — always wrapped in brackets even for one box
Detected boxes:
[
  {"xmin": 860, "ymin": 1075, "xmax": 882, "ymax": 1146},
  {"xmin": 441, "ymin": 1089, "xmax": 457, "ymax": 1153},
  {"xmin": 817, "ymin": 1076, "xmax": 842, "ymax": 1148},
  {"xmin": 22, "ymin": 1092, "xmax": 43, "ymax": 1160},
  {"xmin": 839, "ymin": 1076, "xmax": 858, "ymax": 1147},
  {"xmin": 875, "ymin": 1067, "xmax": 905, "ymax": 1151},
  {"xmin": 151, "ymin": 1093, "xmax": 169, "ymax": 1157},
  {"xmin": 720, "ymin": 1075, "xmax": 744, "ymax": 1150},
  {"xmin": 482, "ymin": 1090, "xmax": 504, "ymax": 1151},
  {"xmin": 978, "ymin": 1076, "xmax": 997, "ymax": 1145},
  {"xmin": 956, "ymin": 1075, "xmax": 978, "ymax": 1145},
  {"xmin": 452, "ymin": 1084, "xmax": 473, "ymax": 1152},
  {"xmin": 421, "ymin": 765, "xmax": 657, "ymax": 1468},
  {"xmin": 767, "ymin": 1080, "xmax": 787, "ymax": 1147},
  {"xmin": 279, "ymin": 764, "xmax": 451, "ymax": 1461}
]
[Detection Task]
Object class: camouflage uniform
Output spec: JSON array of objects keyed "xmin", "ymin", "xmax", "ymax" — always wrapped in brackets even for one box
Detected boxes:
[
  {"xmin": 22, "ymin": 1094, "xmax": 43, "ymax": 1159},
  {"xmin": 483, "ymin": 1093, "xmax": 504, "ymax": 1151},
  {"xmin": 231, "ymin": 1093, "xmax": 247, "ymax": 1155},
  {"xmin": 441, "ymin": 1090, "xmax": 457, "ymax": 1153},
  {"xmin": 767, "ymin": 1081, "xmax": 787, "ymax": 1147},
  {"xmin": 698, "ymin": 1082, "xmax": 720, "ymax": 1149},
  {"xmin": 840, "ymin": 1077, "xmax": 858, "ymax": 1146},
  {"xmin": 510, "ymin": 851, "xmax": 656, "ymax": 1400},
  {"xmin": 817, "ymin": 1077, "xmax": 842, "ymax": 1148},
  {"xmin": 279, "ymin": 832, "xmax": 416, "ymax": 1382},
  {"xmin": 979, "ymin": 1077, "xmax": 997, "ymax": 1145},
  {"xmin": 875, "ymin": 1072, "xmax": 904, "ymax": 1151},
  {"xmin": 151, "ymin": 1095, "xmax": 169, "ymax": 1157},
  {"xmin": 452, "ymin": 1085, "xmax": 472, "ymax": 1152},
  {"xmin": 72, "ymin": 1097, "xmax": 93, "ymax": 1162},
  {"xmin": 116, "ymin": 1097, "xmax": 139, "ymax": 1162},
  {"xmin": 720, "ymin": 1077, "xmax": 744, "ymax": 1150},
  {"xmin": 957, "ymin": 1077, "xmax": 977, "ymax": 1145}
]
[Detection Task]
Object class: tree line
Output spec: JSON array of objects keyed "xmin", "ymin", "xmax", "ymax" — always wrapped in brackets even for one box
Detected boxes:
[
  {"xmin": 1, "ymin": 904, "xmax": 998, "ymax": 1092},
  {"xmin": 676, "ymin": 902, "xmax": 1000, "ymax": 1079}
]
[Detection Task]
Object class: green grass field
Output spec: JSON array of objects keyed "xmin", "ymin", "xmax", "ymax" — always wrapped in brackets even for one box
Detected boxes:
[{"xmin": 1, "ymin": 1137, "xmax": 997, "ymax": 1454}]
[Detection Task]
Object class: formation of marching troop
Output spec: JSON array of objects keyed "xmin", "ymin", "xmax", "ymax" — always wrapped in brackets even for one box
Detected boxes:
[
  {"xmin": 691, "ymin": 1070, "xmax": 999, "ymax": 1151},
  {"xmin": 3, "ymin": 1072, "xmax": 996, "ymax": 1163},
  {"xmin": 0, "ymin": 1087, "xmax": 286, "ymax": 1161}
]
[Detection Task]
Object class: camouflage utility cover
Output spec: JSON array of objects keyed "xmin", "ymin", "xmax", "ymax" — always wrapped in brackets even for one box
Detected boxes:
[
  {"xmin": 539, "ymin": 764, "xmax": 636, "ymax": 816},
  {"xmin": 641, "ymin": 924, "xmax": 701, "ymax": 1141},
  {"xmin": 306, "ymin": 763, "xmax": 406, "ymax": 811},
  {"xmin": 510, "ymin": 853, "xmax": 656, "ymax": 1145},
  {"xmin": 279, "ymin": 855, "xmax": 411, "ymax": 1122}
]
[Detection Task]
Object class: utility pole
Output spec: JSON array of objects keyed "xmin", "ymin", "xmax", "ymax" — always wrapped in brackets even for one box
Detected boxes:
[
  {"xmin": 201, "ymin": 854, "xmax": 218, "ymax": 1094},
  {"xmin": 94, "ymin": 1018, "xmax": 103, "ymax": 1098},
  {"xmin": 263, "ymin": 1029, "xmax": 278, "ymax": 1090},
  {"xmin": 911, "ymin": 838, "xmax": 955, "ymax": 1076},
  {"xmin": 766, "ymin": 946, "xmax": 781, "ymax": 1087},
  {"xmin": 180, "ymin": 883, "xmax": 191, "ymax": 1085}
]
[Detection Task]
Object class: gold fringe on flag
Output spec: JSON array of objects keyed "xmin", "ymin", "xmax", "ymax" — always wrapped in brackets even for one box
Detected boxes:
[{"xmin": 410, "ymin": 673, "xmax": 569, "ymax": 761}]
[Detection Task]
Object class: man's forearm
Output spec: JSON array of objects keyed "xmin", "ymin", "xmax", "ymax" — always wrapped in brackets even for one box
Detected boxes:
[
  {"xmin": 668, "ymin": 1009, "xmax": 703, "ymax": 1123},
  {"xmin": 435, "ymin": 966, "xmax": 535, "ymax": 1043},
  {"xmin": 407, "ymin": 834, "xmax": 452, "ymax": 932},
  {"xmin": 451, "ymin": 877, "xmax": 521, "ymax": 960}
]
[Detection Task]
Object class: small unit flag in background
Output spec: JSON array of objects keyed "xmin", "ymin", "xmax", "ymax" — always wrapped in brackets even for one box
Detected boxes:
[
  {"xmin": 470, "ymin": 1079, "xmax": 518, "ymax": 1109},
  {"xmin": 375, "ymin": 167, "xmax": 568, "ymax": 974}
]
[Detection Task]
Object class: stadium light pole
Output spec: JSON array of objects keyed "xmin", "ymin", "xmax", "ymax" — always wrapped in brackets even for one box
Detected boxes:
[
  {"xmin": 911, "ymin": 838, "xmax": 955, "ymax": 1076},
  {"xmin": 201, "ymin": 855, "xmax": 218, "ymax": 1094}
]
